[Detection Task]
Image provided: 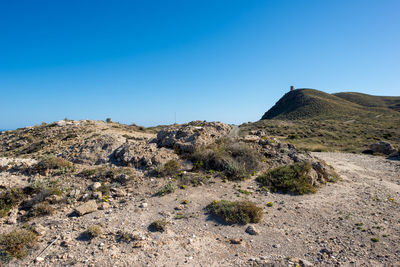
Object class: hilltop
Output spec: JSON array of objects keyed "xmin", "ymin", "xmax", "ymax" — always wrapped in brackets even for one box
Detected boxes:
[
  {"xmin": 241, "ymin": 89, "xmax": 400, "ymax": 152},
  {"xmin": 261, "ymin": 89, "xmax": 399, "ymax": 120}
]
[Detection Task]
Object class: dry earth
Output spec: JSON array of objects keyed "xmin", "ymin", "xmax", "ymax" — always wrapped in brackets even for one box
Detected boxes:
[{"xmin": 1, "ymin": 152, "xmax": 397, "ymax": 267}]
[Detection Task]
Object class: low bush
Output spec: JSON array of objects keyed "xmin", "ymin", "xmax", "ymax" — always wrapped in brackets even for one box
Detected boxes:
[
  {"xmin": 116, "ymin": 231, "xmax": 140, "ymax": 243},
  {"xmin": 30, "ymin": 202, "xmax": 54, "ymax": 218},
  {"xmin": 29, "ymin": 178, "xmax": 63, "ymax": 196},
  {"xmin": 155, "ymin": 160, "xmax": 181, "ymax": 177},
  {"xmin": 156, "ymin": 181, "xmax": 176, "ymax": 196},
  {"xmin": 0, "ymin": 229, "xmax": 38, "ymax": 261},
  {"xmin": 256, "ymin": 162, "xmax": 316, "ymax": 195},
  {"xmin": 84, "ymin": 225, "xmax": 102, "ymax": 239},
  {"xmin": 207, "ymin": 200, "xmax": 263, "ymax": 224},
  {"xmin": 80, "ymin": 167, "xmax": 134, "ymax": 185},
  {"xmin": 32, "ymin": 156, "xmax": 74, "ymax": 175},
  {"xmin": 190, "ymin": 139, "xmax": 260, "ymax": 180},
  {"xmin": 0, "ymin": 188, "xmax": 26, "ymax": 218}
]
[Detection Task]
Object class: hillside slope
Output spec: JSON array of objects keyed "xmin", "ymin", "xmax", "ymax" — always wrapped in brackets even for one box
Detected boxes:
[
  {"xmin": 261, "ymin": 89, "xmax": 398, "ymax": 120},
  {"xmin": 245, "ymin": 89, "xmax": 400, "ymax": 152},
  {"xmin": 334, "ymin": 92, "xmax": 400, "ymax": 112}
]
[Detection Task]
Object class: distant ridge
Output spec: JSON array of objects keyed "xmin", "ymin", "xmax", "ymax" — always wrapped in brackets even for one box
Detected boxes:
[
  {"xmin": 261, "ymin": 88, "xmax": 399, "ymax": 120},
  {"xmin": 334, "ymin": 92, "xmax": 400, "ymax": 112}
]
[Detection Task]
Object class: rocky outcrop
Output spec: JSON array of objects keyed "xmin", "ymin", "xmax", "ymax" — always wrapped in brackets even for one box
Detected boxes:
[
  {"xmin": 63, "ymin": 134, "xmax": 126, "ymax": 165},
  {"xmin": 156, "ymin": 121, "xmax": 232, "ymax": 153},
  {"xmin": 113, "ymin": 141, "xmax": 178, "ymax": 168},
  {"xmin": 369, "ymin": 141, "xmax": 396, "ymax": 155}
]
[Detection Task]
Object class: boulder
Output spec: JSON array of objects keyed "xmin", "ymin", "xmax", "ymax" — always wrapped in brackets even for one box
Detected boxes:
[
  {"xmin": 156, "ymin": 121, "xmax": 232, "ymax": 153},
  {"xmin": 74, "ymin": 200, "xmax": 98, "ymax": 216},
  {"xmin": 369, "ymin": 141, "xmax": 396, "ymax": 155},
  {"xmin": 113, "ymin": 141, "xmax": 178, "ymax": 168},
  {"xmin": 63, "ymin": 134, "xmax": 126, "ymax": 165}
]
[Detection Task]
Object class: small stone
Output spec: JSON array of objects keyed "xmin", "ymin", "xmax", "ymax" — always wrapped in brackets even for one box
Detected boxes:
[
  {"xmin": 272, "ymin": 244, "xmax": 281, "ymax": 248},
  {"xmin": 35, "ymin": 257, "xmax": 45, "ymax": 262},
  {"xmin": 74, "ymin": 200, "xmax": 98, "ymax": 216},
  {"xmin": 245, "ymin": 225, "xmax": 259, "ymax": 235},
  {"xmin": 175, "ymin": 205, "xmax": 185, "ymax": 210},
  {"xmin": 99, "ymin": 202, "xmax": 110, "ymax": 210},
  {"xmin": 6, "ymin": 211, "xmax": 18, "ymax": 225},
  {"xmin": 140, "ymin": 203, "xmax": 148, "ymax": 208},
  {"xmin": 300, "ymin": 258, "xmax": 314, "ymax": 266},
  {"xmin": 230, "ymin": 238, "xmax": 242, "ymax": 244},
  {"xmin": 91, "ymin": 182, "xmax": 102, "ymax": 191}
]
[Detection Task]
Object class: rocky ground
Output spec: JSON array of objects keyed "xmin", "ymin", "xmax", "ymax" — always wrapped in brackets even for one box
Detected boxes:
[{"xmin": 0, "ymin": 121, "xmax": 399, "ymax": 266}]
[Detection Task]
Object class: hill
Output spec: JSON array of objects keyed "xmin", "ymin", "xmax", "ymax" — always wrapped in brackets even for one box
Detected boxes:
[
  {"xmin": 242, "ymin": 89, "xmax": 400, "ymax": 152},
  {"xmin": 334, "ymin": 92, "xmax": 400, "ymax": 112},
  {"xmin": 261, "ymin": 89, "xmax": 398, "ymax": 120}
]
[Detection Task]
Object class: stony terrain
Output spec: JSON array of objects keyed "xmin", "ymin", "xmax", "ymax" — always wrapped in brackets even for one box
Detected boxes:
[{"xmin": 0, "ymin": 120, "xmax": 399, "ymax": 266}]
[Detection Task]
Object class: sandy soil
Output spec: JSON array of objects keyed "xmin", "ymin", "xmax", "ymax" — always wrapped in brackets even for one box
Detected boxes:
[{"xmin": 4, "ymin": 152, "xmax": 400, "ymax": 266}]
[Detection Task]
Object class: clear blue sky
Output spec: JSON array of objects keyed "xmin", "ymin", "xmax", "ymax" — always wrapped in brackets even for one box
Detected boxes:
[{"xmin": 1, "ymin": 0, "xmax": 399, "ymax": 129}]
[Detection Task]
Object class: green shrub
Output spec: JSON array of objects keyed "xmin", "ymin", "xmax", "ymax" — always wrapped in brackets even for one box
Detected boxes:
[
  {"xmin": 0, "ymin": 188, "xmax": 26, "ymax": 218},
  {"xmin": 32, "ymin": 156, "xmax": 74, "ymax": 175},
  {"xmin": 207, "ymin": 200, "xmax": 263, "ymax": 224},
  {"xmin": 84, "ymin": 225, "xmax": 102, "ymax": 239},
  {"xmin": 116, "ymin": 231, "xmax": 140, "ymax": 243},
  {"xmin": 190, "ymin": 139, "xmax": 260, "ymax": 180},
  {"xmin": 81, "ymin": 167, "xmax": 135, "ymax": 185},
  {"xmin": 256, "ymin": 162, "xmax": 316, "ymax": 195},
  {"xmin": 30, "ymin": 202, "xmax": 54, "ymax": 218},
  {"xmin": 0, "ymin": 229, "xmax": 37, "ymax": 261},
  {"xmin": 155, "ymin": 160, "xmax": 180, "ymax": 177},
  {"xmin": 29, "ymin": 178, "xmax": 63, "ymax": 196},
  {"xmin": 106, "ymin": 118, "xmax": 112, "ymax": 123},
  {"xmin": 156, "ymin": 181, "xmax": 176, "ymax": 196}
]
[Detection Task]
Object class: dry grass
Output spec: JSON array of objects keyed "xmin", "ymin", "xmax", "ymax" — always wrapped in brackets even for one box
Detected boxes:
[
  {"xmin": 155, "ymin": 160, "xmax": 181, "ymax": 177},
  {"xmin": 84, "ymin": 225, "xmax": 102, "ymax": 239},
  {"xmin": 0, "ymin": 229, "xmax": 37, "ymax": 261},
  {"xmin": 32, "ymin": 155, "xmax": 74, "ymax": 175},
  {"xmin": 189, "ymin": 139, "xmax": 260, "ymax": 180},
  {"xmin": 207, "ymin": 200, "xmax": 263, "ymax": 224},
  {"xmin": 0, "ymin": 187, "xmax": 26, "ymax": 218}
]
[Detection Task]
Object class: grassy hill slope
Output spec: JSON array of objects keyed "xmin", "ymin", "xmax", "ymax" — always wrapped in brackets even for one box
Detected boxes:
[
  {"xmin": 245, "ymin": 89, "xmax": 400, "ymax": 152},
  {"xmin": 261, "ymin": 89, "xmax": 398, "ymax": 120},
  {"xmin": 334, "ymin": 92, "xmax": 400, "ymax": 112}
]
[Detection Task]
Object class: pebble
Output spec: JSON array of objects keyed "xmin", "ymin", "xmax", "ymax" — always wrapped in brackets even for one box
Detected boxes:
[{"xmin": 35, "ymin": 257, "xmax": 45, "ymax": 262}]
